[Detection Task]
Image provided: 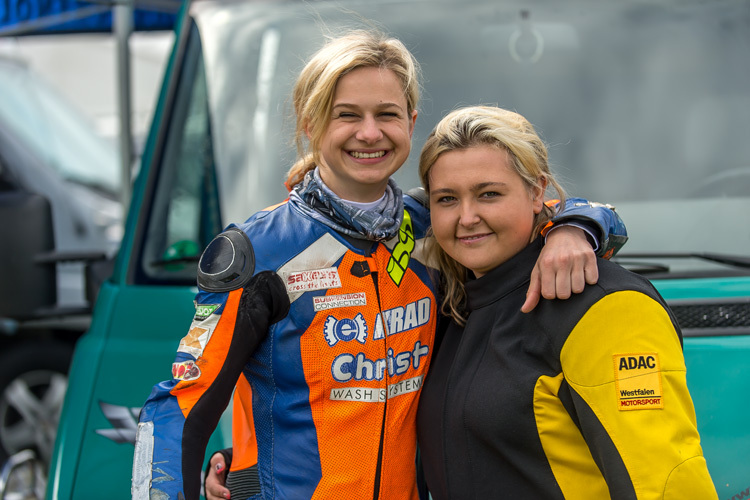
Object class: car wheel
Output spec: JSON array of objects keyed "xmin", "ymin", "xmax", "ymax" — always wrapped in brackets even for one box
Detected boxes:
[{"xmin": 0, "ymin": 341, "xmax": 73, "ymax": 466}]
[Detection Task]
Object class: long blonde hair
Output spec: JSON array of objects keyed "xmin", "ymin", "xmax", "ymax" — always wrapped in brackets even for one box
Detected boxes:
[
  {"xmin": 285, "ymin": 30, "xmax": 421, "ymax": 188},
  {"xmin": 418, "ymin": 106, "xmax": 567, "ymax": 324}
]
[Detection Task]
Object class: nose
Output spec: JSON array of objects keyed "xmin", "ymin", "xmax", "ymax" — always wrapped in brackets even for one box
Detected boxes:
[
  {"xmin": 355, "ymin": 115, "xmax": 384, "ymax": 143},
  {"xmin": 458, "ymin": 201, "xmax": 480, "ymax": 227}
]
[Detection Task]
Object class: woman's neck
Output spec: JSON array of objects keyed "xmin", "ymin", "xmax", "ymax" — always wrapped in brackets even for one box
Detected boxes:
[{"xmin": 341, "ymin": 193, "xmax": 387, "ymax": 211}]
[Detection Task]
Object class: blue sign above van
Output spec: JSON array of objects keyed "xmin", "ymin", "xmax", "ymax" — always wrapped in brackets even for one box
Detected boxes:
[{"xmin": 0, "ymin": 0, "xmax": 180, "ymax": 36}]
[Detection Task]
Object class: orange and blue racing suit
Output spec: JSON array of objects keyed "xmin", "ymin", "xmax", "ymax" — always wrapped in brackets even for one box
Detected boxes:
[{"xmin": 131, "ymin": 193, "xmax": 627, "ymax": 500}]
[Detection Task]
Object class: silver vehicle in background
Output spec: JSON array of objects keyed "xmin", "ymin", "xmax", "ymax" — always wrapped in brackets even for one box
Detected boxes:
[{"xmin": 0, "ymin": 53, "xmax": 122, "ymax": 471}]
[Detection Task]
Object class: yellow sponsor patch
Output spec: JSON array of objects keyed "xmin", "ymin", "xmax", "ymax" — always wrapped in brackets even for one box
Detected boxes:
[
  {"xmin": 613, "ymin": 353, "xmax": 663, "ymax": 410},
  {"xmin": 386, "ymin": 210, "xmax": 415, "ymax": 286}
]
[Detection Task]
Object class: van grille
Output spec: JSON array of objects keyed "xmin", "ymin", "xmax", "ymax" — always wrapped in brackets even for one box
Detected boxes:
[{"xmin": 669, "ymin": 300, "xmax": 750, "ymax": 336}]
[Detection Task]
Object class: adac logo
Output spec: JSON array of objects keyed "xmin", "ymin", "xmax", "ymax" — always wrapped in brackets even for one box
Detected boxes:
[
  {"xmin": 324, "ymin": 313, "xmax": 367, "ymax": 346},
  {"xmin": 613, "ymin": 353, "xmax": 663, "ymax": 411},
  {"xmin": 386, "ymin": 210, "xmax": 415, "ymax": 286},
  {"xmin": 194, "ymin": 303, "xmax": 219, "ymax": 321},
  {"xmin": 618, "ymin": 355, "xmax": 656, "ymax": 370}
]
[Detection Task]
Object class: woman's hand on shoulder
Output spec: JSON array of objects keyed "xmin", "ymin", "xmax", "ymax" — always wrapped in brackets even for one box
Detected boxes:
[{"xmin": 521, "ymin": 226, "xmax": 598, "ymax": 313}]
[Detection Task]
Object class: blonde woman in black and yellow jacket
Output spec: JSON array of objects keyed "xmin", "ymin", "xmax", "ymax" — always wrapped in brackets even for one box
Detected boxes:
[{"xmin": 416, "ymin": 105, "xmax": 718, "ymax": 499}]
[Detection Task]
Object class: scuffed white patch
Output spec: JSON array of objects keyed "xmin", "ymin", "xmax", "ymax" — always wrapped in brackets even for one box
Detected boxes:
[
  {"xmin": 177, "ymin": 313, "xmax": 220, "ymax": 358},
  {"xmin": 277, "ymin": 233, "xmax": 348, "ymax": 303},
  {"xmin": 131, "ymin": 422, "xmax": 154, "ymax": 499}
]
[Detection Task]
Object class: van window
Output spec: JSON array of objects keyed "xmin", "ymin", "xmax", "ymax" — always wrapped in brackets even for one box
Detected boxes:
[{"xmin": 135, "ymin": 22, "xmax": 222, "ymax": 285}]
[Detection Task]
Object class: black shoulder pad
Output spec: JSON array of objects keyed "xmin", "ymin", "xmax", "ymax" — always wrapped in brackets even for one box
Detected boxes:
[
  {"xmin": 197, "ymin": 227, "xmax": 255, "ymax": 292},
  {"xmin": 405, "ymin": 187, "xmax": 429, "ymax": 208}
]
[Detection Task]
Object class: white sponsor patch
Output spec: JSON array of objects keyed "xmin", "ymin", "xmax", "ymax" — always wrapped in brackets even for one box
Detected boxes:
[
  {"xmin": 172, "ymin": 360, "xmax": 201, "ymax": 381},
  {"xmin": 277, "ymin": 233, "xmax": 349, "ymax": 303},
  {"xmin": 330, "ymin": 386, "xmax": 384, "ymax": 403},
  {"xmin": 313, "ymin": 292, "xmax": 367, "ymax": 312},
  {"xmin": 131, "ymin": 422, "xmax": 154, "ymax": 499},
  {"xmin": 386, "ymin": 375, "xmax": 424, "ymax": 399},
  {"xmin": 284, "ymin": 267, "xmax": 341, "ymax": 293},
  {"xmin": 177, "ymin": 313, "xmax": 220, "ymax": 358},
  {"xmin": 329, "ymin": 375, "xmax": 424, "ymax": 402}
]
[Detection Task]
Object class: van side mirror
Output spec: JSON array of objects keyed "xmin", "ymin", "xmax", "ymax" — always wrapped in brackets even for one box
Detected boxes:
[{"xmin": 0, "ymin": 192, "xmax": 56, "ymax": 320}]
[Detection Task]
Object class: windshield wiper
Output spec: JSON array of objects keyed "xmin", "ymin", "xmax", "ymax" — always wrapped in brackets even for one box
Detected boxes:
[{"xmin": 614, "ymin": 252, "xmax": 750, "ymax": 269}]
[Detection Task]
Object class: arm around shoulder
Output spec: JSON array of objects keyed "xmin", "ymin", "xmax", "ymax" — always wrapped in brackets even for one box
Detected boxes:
[{"xmin": 549, "ymin": 197, "xmax": 628, "ymax": 258}]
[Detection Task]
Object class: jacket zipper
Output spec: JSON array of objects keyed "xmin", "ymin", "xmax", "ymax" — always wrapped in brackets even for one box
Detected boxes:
[
  {"xmin": 441, "ymin": 314, "xmax": 472, "ymax": 499},
  {"xmin": 367, "ymin": 250, "xmax": 386, "ymax": 500}
]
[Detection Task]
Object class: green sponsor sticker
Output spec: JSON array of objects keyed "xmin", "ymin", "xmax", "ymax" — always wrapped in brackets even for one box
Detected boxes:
[{"xmin": 194, "ymin": 303, "xmax": 219, "ymax": 321}]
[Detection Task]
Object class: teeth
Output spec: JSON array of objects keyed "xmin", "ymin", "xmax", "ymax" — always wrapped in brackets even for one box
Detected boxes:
[{"xmin": 351, "ymin": 151, "xmax": 386, "ymax": 159}]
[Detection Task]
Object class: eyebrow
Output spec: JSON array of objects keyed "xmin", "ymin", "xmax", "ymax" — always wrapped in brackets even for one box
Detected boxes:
[
  {"xmin": 430, "ymin": 181, "xmax": 507, "ymax": 195},
  {"xmin": 332, "ymin": 102, "xmax": 404, "ymax": 111}
]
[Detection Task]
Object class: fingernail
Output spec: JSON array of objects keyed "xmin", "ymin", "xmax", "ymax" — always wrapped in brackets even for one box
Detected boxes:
[{"xmin": 216, "ymin": 463, "xmax": 224, "ymax": 473}]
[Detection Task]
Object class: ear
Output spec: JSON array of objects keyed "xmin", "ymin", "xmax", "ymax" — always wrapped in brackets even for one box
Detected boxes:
[
  {"xmin": 531, "ymin": 176, "xmax": 548, "ymax": 214},
  {"xmin": 408, "ymin": 110, "xmax": 418, "ymax": 138},
  {"xmin": 304, "ymin": 121, "xmax": 312, "ymax": 140}
]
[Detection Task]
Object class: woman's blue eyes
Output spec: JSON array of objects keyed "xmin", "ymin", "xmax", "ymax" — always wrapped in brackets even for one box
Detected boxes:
[
  {"xmin": 335, "ymin": 111, "xmax": 400, "ymax": 118},
  {"xmin": 435, "ymin": 192, "xmax": 500, "ymax": 204},
  {"xmin": 436, "ymin": 196, "xmax": 456, "ymax": 203}
]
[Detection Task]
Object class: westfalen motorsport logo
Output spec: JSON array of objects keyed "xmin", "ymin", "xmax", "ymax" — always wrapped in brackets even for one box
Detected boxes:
[
  {"xmin": 322, "ymin": 296, "xmax": 432, "ymax": 402},
  {"xmin": 613, "ymin": 353, "xmax": 664, "ymax": 410}
]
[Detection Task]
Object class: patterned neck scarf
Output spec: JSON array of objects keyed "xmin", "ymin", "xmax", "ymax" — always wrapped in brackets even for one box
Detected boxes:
[{"xmin": 288, "ymin": 168, "xmax": 404, "ymax": 241}]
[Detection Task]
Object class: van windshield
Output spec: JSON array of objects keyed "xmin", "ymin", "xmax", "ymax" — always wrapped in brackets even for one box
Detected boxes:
[{"xmin": 191, "ymin": 0, "xmax": 750, "ymax": 276}]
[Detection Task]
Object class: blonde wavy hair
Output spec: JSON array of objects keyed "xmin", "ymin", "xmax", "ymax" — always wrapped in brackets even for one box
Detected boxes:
[
  {"xmin": 285, "ymin": 30, "xmax": 421, "ymax": 188},
  {"xmin": 418, "ymin": 106, "xmax": 567, "ymax": 325}
]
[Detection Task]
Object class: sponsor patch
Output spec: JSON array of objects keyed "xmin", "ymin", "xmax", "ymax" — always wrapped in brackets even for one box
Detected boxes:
[
  {"xmin": 329, "ymin": 375, "xmax": 424, "ymax": 402},
  {"xmin": 132, "ymin": 422, "xmax": 154, "ymax": 499},
  {"xmin": 386, "ymin": 210, "xmax": 415, "ymax": 286},
  {"xmin": 313, "ymin": 292, "xmax": 366, "ymax": 312},
  {"xmin": 324, "ymin": 313, "xmax": 368, "ymax": 346},
  {"xmin": 193, "ymin": 302, "xmax": 219, "ymax": 321},
  {"xmin": 177, "ymin": 313, "xmax": 220, "ymax": 358},
  {"xmin": 284, "ymin": 267, "xmax": 341, "ymax": 293},
  {"xmin": 172, "ymin": 360, "xmax": 201, "ymax": 381},
  {"xmin": 613, "ymin": 353, "xmax": 663, "ymax": 410},
  {"xmin": 331, "ymin": 341, "xmax": 430, "ymax": 383},
  {"xmin": 373, "ymin": 297, "xmax": 431, "ymax": 340}
]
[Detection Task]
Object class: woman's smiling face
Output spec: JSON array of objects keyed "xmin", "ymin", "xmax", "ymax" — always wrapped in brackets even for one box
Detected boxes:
[
  {"xmin": 428, "ymin": 145, "xmax": 546, "ymax": 277},
  {"xmin": 316, "ymin": 66, "xmax": 417, "ymax": 202}
]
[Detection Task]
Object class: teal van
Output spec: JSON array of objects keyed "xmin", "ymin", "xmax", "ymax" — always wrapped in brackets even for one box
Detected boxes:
[{"xmin": 42, "ymin": 0, "xmax": 750, "ymax": 498}]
